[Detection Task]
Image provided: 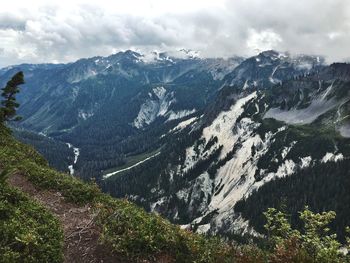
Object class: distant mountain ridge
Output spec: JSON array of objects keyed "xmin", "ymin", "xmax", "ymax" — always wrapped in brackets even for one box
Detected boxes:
[
  {"xmin": 223, "ymin": 50, "xmax": 325, "ymax": 89},
  {"xmin": 0, "ymin": 48, "xmax": 327, "ymax": 178},
  {"xmin": 4, "ymin": 49, "xmax": 347, "ymax": 240}
]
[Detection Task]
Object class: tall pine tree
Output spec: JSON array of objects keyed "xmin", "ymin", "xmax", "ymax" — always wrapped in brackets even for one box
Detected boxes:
[{"xmin": 0, "ymin": 71, "xmax": 24, "ymax": 123}]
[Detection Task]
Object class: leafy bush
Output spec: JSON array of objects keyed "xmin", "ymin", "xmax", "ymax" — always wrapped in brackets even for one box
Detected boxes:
[
  {"xmin": 96, "ymin": 195, "xmax": 235, "ymax": 262},
  {"xmin": 264, "ymin": 207, "xmax": 350, "ymax": 263},
  {"xmin": 233, "ymin": 244, "xmax": 267, "ymax": 263},
  {"xmin": 0, "ymin": 182, "xmax": 63, "ymax": 262}
]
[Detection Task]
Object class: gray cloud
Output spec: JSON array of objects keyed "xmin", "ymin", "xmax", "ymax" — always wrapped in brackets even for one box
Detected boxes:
[
  {"xmin": 0, "ymin": 0, "xmax": 349, "ymax": 67},
  {"xmin": 0, "ymin": 14, "xmax": 26, "ymax": 31}
]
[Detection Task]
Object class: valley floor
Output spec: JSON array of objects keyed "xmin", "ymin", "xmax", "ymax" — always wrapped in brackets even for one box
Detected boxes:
[{"xmin": 103, "ymin": 150, "xmax": 161, "ymax": 179}]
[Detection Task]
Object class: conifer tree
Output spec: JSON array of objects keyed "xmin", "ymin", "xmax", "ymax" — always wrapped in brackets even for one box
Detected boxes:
[{"xmin": 0, "ymin": 71, "xmax": 24, "ymax": 123}]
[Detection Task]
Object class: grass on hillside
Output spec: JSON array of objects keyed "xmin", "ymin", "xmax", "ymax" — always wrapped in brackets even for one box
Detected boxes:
[
  {"xmin": 0, "ymin": 173, "xmax": 63, "ymax": 262},
  {"xmin": 0, "ymin": 125, "xmax": 239, "ymax": 262}
]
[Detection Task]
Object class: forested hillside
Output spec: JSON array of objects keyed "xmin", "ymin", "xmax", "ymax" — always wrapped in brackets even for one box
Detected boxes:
[
  {"xmin": 1, "ymin": 119, "xmax": 349, "ymax": 262},
  {"xmin": 103, "ymin": 63, "xmax": 350, "ymax": 242},
  {"xmin": 0, "ymin": 61, "xmax": 350, "ymax": 263},
  {"xmin": 12, "ymin": 128, "xmax": 74, "ymax": 172},
  {"xmin": 2, "ymin": 51, "xmax": 350, "ymax": 247},
  {"xmin": 0, "ymin": 50, "xmax": 323, "ymax": 179}
]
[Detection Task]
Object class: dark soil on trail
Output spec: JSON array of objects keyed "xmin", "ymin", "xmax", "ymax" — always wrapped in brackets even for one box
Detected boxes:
[{"xmin": 8, "ymin": 173, "xmax": 127, "ymax": 263}]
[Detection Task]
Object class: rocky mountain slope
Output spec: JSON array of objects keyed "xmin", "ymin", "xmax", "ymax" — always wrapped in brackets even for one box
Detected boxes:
[
  {"xmin": 0, "ymin": 50, "xmax": 244, "ymax": 178},
  {"xmin": 103, "ymin": 62, "xmax": 350, "ymax": 241},
  {"xmin": 0, "ymin": 50, "xmax": 323, "ymax": 180},
  {"xmin": 2, "ymin": 122, "xmax": 349, "ymax": 263},
  {"xmin": 223, "ymin": 50, "xmax": 324, "ymax": 89}
]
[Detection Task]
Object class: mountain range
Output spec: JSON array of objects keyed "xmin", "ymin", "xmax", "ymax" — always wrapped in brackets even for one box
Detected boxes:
[{"xmin": 1, "ymin": 49, "xmax": 349, "ymax": 240}]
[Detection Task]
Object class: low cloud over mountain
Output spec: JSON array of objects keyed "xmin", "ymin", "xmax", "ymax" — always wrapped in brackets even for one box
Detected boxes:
[{"xmin": 0, "ymin": 0, "xmax": 349, "ymax": 67}]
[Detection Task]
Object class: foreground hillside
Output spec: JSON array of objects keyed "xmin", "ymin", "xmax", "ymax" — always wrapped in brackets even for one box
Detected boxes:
[{"xmin": 0, "ymin": 124, "xmax": 236, "ymax": 262}]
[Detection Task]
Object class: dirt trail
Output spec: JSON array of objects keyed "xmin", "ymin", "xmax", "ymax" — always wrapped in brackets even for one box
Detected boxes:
[{"xmin": 8, "ymin": 173, "xmax": 125, "ymax": 263}]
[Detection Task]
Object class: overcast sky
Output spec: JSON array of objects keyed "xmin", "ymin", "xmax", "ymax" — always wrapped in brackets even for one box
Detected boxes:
[{"xmin": 0, "ymin": 0, "xmax": 349, "ymax": 67}]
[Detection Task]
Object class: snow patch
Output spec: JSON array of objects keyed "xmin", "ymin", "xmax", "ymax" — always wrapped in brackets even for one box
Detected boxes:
[
  {"xmin": 242, "ymin": 80, "xmax": 249, "ymax": 90},
  {"xmin": 181, "ymin": 92, "xmax": 258, "ymax": 175},
  {"xmin": 176, "ymin": 188, "xmax": 190, "ymax": 201},
  {"xmin": 202, "ymin": 92, "xmax": 257, "ymax": 157},
  {"xmin": 153, "ymin": 86, "xmax": 166, "ymax": 99},
  {"xmin": 133, "ymin": 100, "xmax": 159, "ymax": 128},
  {"xmin": 264, "ymin": 84, "xmax": 342, "ymax": 124},
  {"xmin": 300, "ymin": 156, "xmax": 312, "ymax": 168},
  {"xmin": 206, "ymin": 121, "xmax": 286, "ymax": 231},
  {"xmin": 321, "ymin": 152, "xmax": 344, "ymax": 163},
  {"xmin": 133, "ymin": 87, "xmax": 176, "ymax": 128},
  {"xmin": 196, "ymin": 224, "xmax": 211, "ymax": 234},
  {"xmin": 166, "ymin": 109, "xmax": 196, "ymax": 121},
  {"xmin": 281, "ymin": 141, "xmax": 297, "ymax": 159},
  {"xmin": 150, "ymin": 197, "xmax": 167, "ymax": 212},
  {"xmin": 66, "ymin": 143, "xmax": 80, "ymax": 175},
  {"xmin": 78, "ymin": 109, "xmax": 94, "ymax": 120},
  {"xmin": 103, "ymin": 152, "xmax": 161, "ymax": 179},
  {"xmin": 269, "ymin": 65, "xmax": 281, "ymax": 84},
  {"xmin": 170, "ymin": 117, "xmax": 198, "ymax": 132}
]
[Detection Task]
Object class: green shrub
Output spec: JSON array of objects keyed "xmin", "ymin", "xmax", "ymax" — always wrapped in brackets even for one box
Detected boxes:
[
  {"xmin": 0, "ymin": 183, "xmax": 63, "ymax": 263},
  {"xmin": 264, "ymin": 207, "xmax": 350, "ymax": 263},
  {"xmin": 96, "ymin": 195, "xmax": 236, "ymax": 262}
]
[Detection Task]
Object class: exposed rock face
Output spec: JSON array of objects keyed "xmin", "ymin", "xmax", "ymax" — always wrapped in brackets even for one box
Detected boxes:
[
  {"xmin": 4, "ymin": 50, "xmax": 349, "ymax": 238},
  {"xmin": 108, "ymin": 62, "xmax": 350, "ymax": 237}
]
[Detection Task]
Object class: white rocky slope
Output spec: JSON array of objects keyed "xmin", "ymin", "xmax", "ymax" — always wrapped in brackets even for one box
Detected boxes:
[
  {"xmin": 66, "ymin": 143, "xmax": 80, "ymax": 175},
  {"xmin": 264, "ymin": 82, "xmax": 347, "ymax": 124},
  {"xmin": 149, "ymin": 88, "xmax": 349, "ymax": 235},
  {"xmin": 175, "ymin": 93, "xmax": 298, "ymax": 233},
  {"xmin": 133, "ymin": 86, "xmax": 196, "ymax": 128}
]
